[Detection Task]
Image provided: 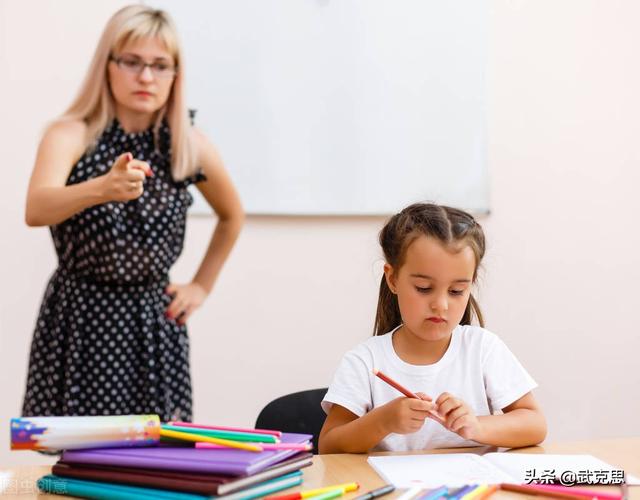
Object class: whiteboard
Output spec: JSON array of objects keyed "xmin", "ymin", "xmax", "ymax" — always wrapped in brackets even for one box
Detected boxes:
[{"xmin": 151, "ymin": 0, "xmax": 488, "ymax": 215}]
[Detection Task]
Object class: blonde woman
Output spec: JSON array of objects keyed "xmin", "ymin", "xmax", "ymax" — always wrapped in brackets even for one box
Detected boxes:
[{"xmin": 22, "ymin": 5, "xmax": 244, "ymax": 421}]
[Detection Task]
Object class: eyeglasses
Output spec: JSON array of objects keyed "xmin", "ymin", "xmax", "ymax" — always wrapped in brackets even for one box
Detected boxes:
[{"xmin": 110, "ymin": 55, "xmax": 177, "ymax": 79}]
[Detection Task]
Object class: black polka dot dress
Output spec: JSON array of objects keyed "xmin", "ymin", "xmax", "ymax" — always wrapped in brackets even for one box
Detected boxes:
[{"xmin": 22, "ymin": 119, "xmax": 205, "ymax": 422}]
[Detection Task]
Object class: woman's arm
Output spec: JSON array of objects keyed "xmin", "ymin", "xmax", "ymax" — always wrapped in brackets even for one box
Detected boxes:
[
  {"xmin": 190, "ymin": 128, "xmax": 244, "ymax": 293},
  {"xmin": 25, "ymin": 120, "xmax": 100, "ymax": 226},
  {"xmin": 165, "ymin": 129, "xmax": 244, "ymax": 322},
  {"xmin": 25, "ymin": 120, "xmax": 150, "ymax": 226}
]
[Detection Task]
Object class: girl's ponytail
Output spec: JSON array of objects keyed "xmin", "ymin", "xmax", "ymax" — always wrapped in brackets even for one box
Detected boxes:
[
  {"xmin": 373, "ymin": 275, "xmax": 402, "ymax": 336},
  {"xmin": 460, "ymin": 293, "xmax": 485, "ymax": 327}
]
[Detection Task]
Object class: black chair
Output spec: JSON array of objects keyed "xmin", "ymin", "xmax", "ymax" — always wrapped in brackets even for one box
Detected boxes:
[{"xmin": 255, "ymin": 388, "xmax": 328, "ymax": 453}]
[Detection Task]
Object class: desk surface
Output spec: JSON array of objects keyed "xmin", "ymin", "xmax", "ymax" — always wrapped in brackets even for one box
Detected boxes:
[{"xmin": 1, "ymin": 438, "xmax": 638, "ymax": 499}]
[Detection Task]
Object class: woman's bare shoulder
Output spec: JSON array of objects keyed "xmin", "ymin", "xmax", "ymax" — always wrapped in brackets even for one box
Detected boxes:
[
  {"xmin": 190, "ymin": 126, "xmax": 223, "ymax": 167},
  {"xmin": 44, "ymin": 118, "xmax": 87, "ymax": 142},
  {"xmin": 39, "ymin": 119, "xmax": 88, "ymax": 160}
]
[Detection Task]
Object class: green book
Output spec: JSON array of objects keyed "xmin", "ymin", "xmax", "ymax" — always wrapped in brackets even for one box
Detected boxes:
[{"xmin": 37, "ymin": 474, "xmax": 206, "ymax": 499}]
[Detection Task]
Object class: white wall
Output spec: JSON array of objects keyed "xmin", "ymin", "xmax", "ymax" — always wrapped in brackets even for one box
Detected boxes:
[{"xmin": 1, "ymin": 0, "xmax": 639, "ymax": 467}]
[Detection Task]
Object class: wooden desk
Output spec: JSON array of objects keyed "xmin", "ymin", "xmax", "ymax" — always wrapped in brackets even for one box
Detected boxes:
[{"xmin": 2, "ymin": 438, "xmax": 638, "ymax": 499}]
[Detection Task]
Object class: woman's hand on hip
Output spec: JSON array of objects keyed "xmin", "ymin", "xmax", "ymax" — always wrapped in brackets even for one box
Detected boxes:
[{"xmin": 165, "ymin": 282, "xmax": 208, "ymax": 325}]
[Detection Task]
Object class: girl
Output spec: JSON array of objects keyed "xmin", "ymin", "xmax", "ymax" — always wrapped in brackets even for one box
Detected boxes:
[
  {"xmin": 319, "ymin": 203, "xmax": 546, "ymax": 453},
  {"xmin": 22, "ymin": 6, "xmax": 244, "ymax": 420}
]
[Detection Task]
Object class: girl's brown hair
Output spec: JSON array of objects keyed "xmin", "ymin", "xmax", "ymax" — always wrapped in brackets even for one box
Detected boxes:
[{"xmin": 374, "ymin": 203, "xmax": 486, "ymax": 336}]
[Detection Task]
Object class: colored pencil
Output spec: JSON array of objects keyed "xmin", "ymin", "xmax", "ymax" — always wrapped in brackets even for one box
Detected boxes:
[
  {"xmin": 449, "ymin": 485, "xmax": 479, "ymax": 500},
  {"xmin": 373, "ymin": 369, "xmax": 418, "ymax": 398},
  {"xmin": 372, "ymin": 369, "xmax": 444, "ymax": 423},
  {"xmin": 160, "ymin": 424, "xmax": 278, "ymax": 443},
  {"xmin": 169, "ymin": 421, "xmax": 282, "ymax": 437},
  {"xmin": 266, "ymin": 482, "xmax": 359, "ymax": 500},
  {"xmin": 311, "ymin": 490, "xmax": 347, "ymax": 500},
  {"xmin": 196, "ymin": 442, "xmax": 312, "ymax": 451},
  {"xmin": 159, "ymin": 428, "xmax": 263, "ymax": 452},
  {"xmin": 462, "ymin": 485, "xmax": 489, "ymax": 500},
  {"xmin": 419, "ymin": 485, "xmax": 449, "ymax": 500},
  {"xmin": 447, "ymin": 487, "xmax": 468, "ymax": 498},
  {"xmin": 397, "ymin": 484, "xmax": 424, "ymax": 500},
  {"xmin": 353, "ymin": 484, "xmax": 395, "ymax": 500},
  {"xmin": 475, "ymin": 485, "xmax": 498, "ymax": 500}
]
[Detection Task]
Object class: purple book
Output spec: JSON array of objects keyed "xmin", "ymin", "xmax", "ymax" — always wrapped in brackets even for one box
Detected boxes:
[{"xmin": 62, "ymin": 432, "xmax": 312, "ymax": 476}]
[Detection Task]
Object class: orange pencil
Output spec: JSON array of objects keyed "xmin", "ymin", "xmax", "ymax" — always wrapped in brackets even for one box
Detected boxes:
[
  {"xmin": 373, "ymin": 369, "xmax": 444, "ymax": 423},
  {"xmin": 373, "ymin": 369, "xmax": 418, "ymax": 398}
]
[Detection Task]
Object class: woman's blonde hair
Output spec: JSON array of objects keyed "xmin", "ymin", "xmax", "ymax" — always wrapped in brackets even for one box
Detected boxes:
[{"xmin": 58, "ymin": 5, "xmax": 196, "ymax": 180}]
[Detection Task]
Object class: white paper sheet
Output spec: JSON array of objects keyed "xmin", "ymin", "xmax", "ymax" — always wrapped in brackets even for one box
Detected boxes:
[
  {"xmin": 368, "ymin": 454, "xmax": 515, "ymax": 488},
  {"xmin": 367, "ymin": 453, "xmax": 640, "ymax": 488}
]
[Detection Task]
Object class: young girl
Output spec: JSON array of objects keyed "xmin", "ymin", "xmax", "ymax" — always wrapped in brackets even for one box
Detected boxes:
[{"xmin": 319, "ymin": 203, "xmax": 546, "ymax": 453}]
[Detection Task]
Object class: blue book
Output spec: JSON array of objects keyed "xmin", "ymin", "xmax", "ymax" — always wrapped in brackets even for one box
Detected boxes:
[
  {"xmin": 37, "ymin": 474, "xmax": 206, "ymax": 500},
  {"xmin": 37, "ymin": 470, "xmax": 304, "ymax": 500}
]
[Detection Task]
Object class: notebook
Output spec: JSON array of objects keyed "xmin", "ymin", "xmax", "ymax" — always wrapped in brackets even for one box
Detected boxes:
[
  {"xmin": 51, "ymin": 452, "xmax": 313, "ymax": 495},
  {"xmin": 62, "ymin": 432, "xmax": 312, "ymax": 476},
  {"xmin": 368, "ymin": 453, "xmax": 640, "ymax": 488},
  {"xmin": 37, "ymin": 470, "xmax": 304, "ymax": 500}
]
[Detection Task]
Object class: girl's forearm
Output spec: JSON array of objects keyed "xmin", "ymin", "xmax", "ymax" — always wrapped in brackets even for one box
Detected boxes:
[
  {"xmin": 191, "ymin": 215, "xmax": 244, "ymax": 293},
  {"xmin": 475, "ymin": 409, "xmax": 547, "ymax": 448},
  {"xmin": 25, "ymin": 177, "xmax": 107, "ymax": 227},
  {"xmin": 319, "ymin": 407, "xmax": 391, "ymax": 454}
]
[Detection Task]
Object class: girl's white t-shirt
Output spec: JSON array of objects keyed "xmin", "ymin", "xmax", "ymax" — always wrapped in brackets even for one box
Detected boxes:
[{"xmin": 321, "ymin": 325, "xmax": 537, "ymax": 451}]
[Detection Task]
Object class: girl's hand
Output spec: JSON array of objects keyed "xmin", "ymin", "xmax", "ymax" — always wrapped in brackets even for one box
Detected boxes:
[
  {"xmin": 416, "ymin": 392, "xmax": 446, "ymax": 425},
  {"xmin": 435, "ymin": 392, "xmax": 482, "ymax": 440},
  {"xmin": 165, "ymin": 282, "xmax": 207, "ymax": 325},
  {"xmin": 380, "ymin": 395, "xmax": 436, "ymax": 434},
  {"xmin": 101, "ymin": 152, "xmax": 153, "ymax": 202}
]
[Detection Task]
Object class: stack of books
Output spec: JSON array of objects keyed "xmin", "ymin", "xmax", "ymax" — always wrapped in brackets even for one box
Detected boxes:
[{"xmin": 12, "ymin": 417, "xmax": 313, "ymax": 500}]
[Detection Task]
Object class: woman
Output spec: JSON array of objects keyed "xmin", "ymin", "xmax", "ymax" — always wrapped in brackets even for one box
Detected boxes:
[{"xmin": 22, "ymin": 5, "xmax": 244, "ymax": 421}]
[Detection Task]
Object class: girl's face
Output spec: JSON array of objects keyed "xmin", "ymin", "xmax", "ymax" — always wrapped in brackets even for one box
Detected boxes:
[
  {"xmin": 385, "ymin": 235, "xmax": 476, "ymax": 343},
  {"xmin": 108, "ymin": 36, "xmax": 176, "ymax": 117}
]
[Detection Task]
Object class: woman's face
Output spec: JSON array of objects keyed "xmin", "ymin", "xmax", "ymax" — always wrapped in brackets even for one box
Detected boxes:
[{"xmin": 108, "ymin": 36, "xmax": 176, "ymax": 116}]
